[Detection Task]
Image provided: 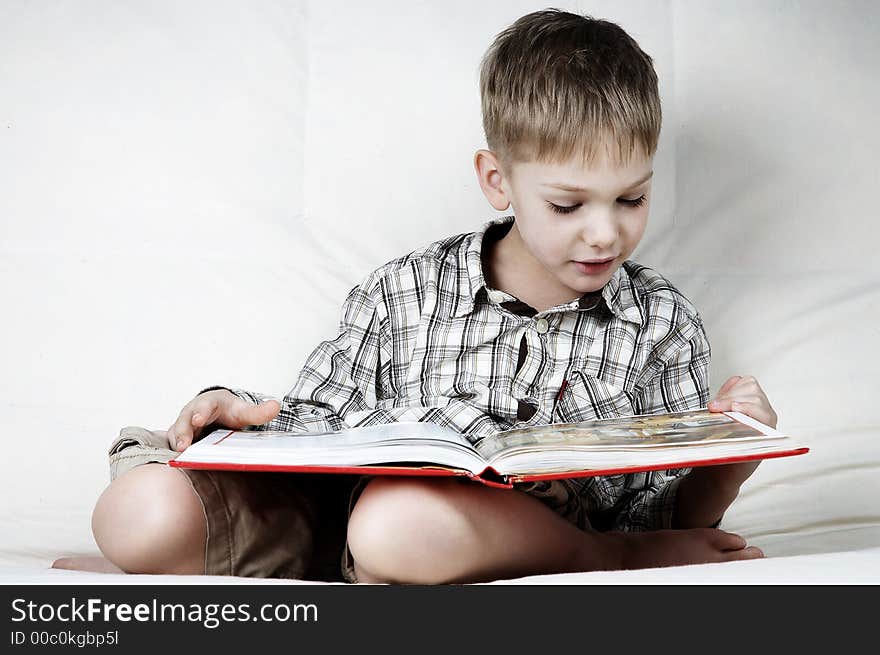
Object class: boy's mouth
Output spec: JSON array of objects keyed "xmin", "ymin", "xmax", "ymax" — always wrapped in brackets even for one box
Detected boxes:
[
  {"xmin": 577, "ymin": 256, "xmax": 616, "ymax": 264},
  {"xmin": 573, "ymin": 257, "xmax": 615, "ymax": 274}
]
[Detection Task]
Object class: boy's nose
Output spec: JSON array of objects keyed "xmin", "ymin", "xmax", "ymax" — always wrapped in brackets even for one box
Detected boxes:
[{"xmin": 579, "ymin": 213, "xmax": 617, "ymax": 249}]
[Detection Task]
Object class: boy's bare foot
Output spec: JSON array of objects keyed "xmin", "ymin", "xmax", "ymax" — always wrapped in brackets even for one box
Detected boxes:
[
  {"xmin": 589, "ymin": 528, "xmax": 764, "ymax": 571},
  {"xmin": 50, "ymin": 556, "xmax": 125, "ymax": 574}
]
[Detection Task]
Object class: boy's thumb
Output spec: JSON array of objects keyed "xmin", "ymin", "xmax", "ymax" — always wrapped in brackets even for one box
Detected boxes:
[
  {"xmin": 237, "ymin": 400, "xmax": 279, "ymax": 428},
  {"xmin": 259, "ymin": 399, "xmax": 281, "ymax": 415}
]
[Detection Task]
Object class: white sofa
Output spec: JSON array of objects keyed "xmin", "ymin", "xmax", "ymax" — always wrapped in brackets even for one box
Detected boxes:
[{"xmin": 2, "ymin": 0, "xmax": 878, "ymax": 584}]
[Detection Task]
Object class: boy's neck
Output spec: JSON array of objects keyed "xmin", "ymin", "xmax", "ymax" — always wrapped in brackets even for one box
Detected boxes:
[{"xmin": 482, "ymin": 220, "xmax": 582, "ymax": 314}]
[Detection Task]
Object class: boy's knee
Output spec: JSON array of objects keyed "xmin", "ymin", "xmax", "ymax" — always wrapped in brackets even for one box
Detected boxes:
[
  {"xmin": 92, "ymin": 463, "xmax": 206, "ymax": 574},
  {"xmin": 346, "ymin": 476, "xmax": 473, "ymax": 583}
]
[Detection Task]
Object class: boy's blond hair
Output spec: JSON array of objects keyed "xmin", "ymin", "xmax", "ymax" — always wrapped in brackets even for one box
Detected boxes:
[{"xmin": 479, "ymin": 8, "xmax": 661, "ymax": 171}]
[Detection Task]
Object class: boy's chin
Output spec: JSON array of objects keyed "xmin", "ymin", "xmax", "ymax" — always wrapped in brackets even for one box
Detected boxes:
[
  {"xmin": 558, "ymin": 280, "xmax": 607, "ymax": 298},
  {"xmin": 562, "ymin": 268, "xmax": 615, "ymax": 294}
]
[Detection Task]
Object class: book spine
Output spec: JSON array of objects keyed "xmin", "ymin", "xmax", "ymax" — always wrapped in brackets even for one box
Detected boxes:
[{"xmin": 473, "ymin": 467, "xmax": 513, "ymax": 489}]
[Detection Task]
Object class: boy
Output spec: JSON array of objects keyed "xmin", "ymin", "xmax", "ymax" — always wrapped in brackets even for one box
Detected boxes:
[{"xmin": 55, "ymin": 9, "xmax": 777, "ymax": 583}]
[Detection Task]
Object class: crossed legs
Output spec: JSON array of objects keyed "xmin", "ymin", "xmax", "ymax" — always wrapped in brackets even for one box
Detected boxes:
[
  {"xmin": 347, "ymin": 476, "xmax": 763, "ymax": 584},
  {"xmin": 55, "ymin": 468, "xmax": 762, "ymax": 583}
]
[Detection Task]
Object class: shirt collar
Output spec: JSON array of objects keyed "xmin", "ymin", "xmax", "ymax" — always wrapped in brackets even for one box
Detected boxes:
[
  {"xmin": 601, "ymin": 261, "xmax": 646, "ymax": 326},
  {"xmin": 450, "ymin": 215, "xmax": 509, "ymax": 319},
  {"xmin": 451, "ymin": 215, "xmax": 645, "ymax": 326}
]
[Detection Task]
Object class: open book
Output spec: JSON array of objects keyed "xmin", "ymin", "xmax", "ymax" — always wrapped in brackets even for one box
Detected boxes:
[{"xmin": 169, "ymin": 408, "xmax": 808, "ymax": 488}]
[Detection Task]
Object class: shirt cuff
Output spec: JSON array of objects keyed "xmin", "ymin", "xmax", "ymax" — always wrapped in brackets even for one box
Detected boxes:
[{"xmin": 197, "ymin": 385, "xmax": 234, "ymax": 396}]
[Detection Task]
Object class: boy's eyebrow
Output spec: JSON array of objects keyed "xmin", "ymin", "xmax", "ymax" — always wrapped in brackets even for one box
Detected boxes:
[{"xmin": 541, "ymin": 170, "xmax": 654, "ymax": 193}]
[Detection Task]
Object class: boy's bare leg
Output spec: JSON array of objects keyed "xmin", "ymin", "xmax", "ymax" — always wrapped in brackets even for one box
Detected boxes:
[
  {"xmin": 53, "ymin": 463, "xmax": 207, "ymax": 575},
  {"xmin": 348, "ymin": 476, "xmax": 763, "ymax": 584}
]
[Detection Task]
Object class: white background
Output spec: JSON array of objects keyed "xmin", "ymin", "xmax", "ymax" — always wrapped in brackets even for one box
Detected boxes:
[{"xmin": 1, "ymin": 0, "xmax": 878, "ymax": 579}]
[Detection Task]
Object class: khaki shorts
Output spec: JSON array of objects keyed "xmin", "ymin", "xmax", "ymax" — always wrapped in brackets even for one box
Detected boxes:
[
  {"xmin": 107, "ymin": 426, "xmax": 591, "ymax": 583},
  {"xmin": 108, "ymin": 426, "xmax": 370, "ymax": 583}
]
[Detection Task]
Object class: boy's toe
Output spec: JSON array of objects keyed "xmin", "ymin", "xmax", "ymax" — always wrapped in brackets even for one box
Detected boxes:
[
  {"xmin": 50, "ymin": 556, "xmax": 124, "ymax": 573},
  {"xmin": 722, "ymin": 546, "xmax": 764, "ymax": 562}
]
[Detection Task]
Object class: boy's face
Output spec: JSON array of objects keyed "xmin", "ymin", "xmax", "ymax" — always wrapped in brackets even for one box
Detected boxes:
[{"xmin": 476, "ymin": 142, "xmax": 653, "ymax": 304}]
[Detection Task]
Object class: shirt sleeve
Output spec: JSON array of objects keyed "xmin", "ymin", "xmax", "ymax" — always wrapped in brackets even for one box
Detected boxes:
[{"xmin": 609, "ymin": 314, "xmax": 712, "ymax": 531}]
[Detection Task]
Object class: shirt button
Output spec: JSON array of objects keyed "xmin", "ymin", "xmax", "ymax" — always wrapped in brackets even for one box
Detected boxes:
[{"xmin": 534, "ymin": 318, "xmax": 549, "ymax": 334}]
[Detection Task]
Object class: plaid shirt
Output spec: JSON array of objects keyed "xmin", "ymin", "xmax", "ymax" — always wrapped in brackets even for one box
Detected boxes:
[{"xmin": 201, "ymin": 215, "xmax": 711, "ymax": 531}]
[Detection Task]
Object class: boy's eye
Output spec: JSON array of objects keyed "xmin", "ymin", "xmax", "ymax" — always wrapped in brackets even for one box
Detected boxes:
[
  {"xmin": 547, "ymin": 202, "xmax": 580, "ymax": 215},
  {"xmin": 619, "ymin": 195, "xmax": 647, "ymax": 208},
  {"xmin": 546, "ymin": 195, "xmax": 647, "ymax": 215}
]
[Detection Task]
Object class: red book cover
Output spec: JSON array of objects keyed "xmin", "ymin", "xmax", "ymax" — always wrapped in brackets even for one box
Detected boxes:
[{"xmin": 168, "ymin": 409, "xmax": 809, "ymax": 489}]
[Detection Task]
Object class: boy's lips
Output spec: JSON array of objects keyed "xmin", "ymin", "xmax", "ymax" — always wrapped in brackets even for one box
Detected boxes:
[
  {"xmin": 576, "ymin": 256, "xmax": 616, "ymax": 264},
  {"xmin": 573, "ymin": 257, "xmax": 616, "ymax": 275}
]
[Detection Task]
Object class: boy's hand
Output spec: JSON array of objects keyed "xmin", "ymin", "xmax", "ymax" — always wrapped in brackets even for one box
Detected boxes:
[
  {"xmin": 704, "ymin": 375, "xmax": 778, "ymax": 490},
  {"xmin": 707, "ymin": 375, "xmax": 778, "ymax": 429},
  {"xmin": 166, "ymin": 389, "xmax": 281, "ymax": 452}
]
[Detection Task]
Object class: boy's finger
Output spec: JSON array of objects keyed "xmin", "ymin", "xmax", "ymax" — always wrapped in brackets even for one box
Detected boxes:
[
  {"xmin": 167, "ymin": 421, "xmax": 191, "ymax": 451},
  {"xmin": 707, "ymin": 398, "xmax": 734, "ymax": 412},
  {"xmin": 717, "ymin": 376, "xmax": 743, "ymax": 397},
  {"xmin": 167, "ymin": 418, "xmax": 182, "ymax": 449},
  {"xmin": 723, "ymin": 399, "xmax": 776, "ymax": 426},
  {"xmin": 191, "ymin": 399, "xmax": 218, "ymax": 429},
  {"xmin": 708, "ymin": 398, "xmax": 776, "ymax": 427},
  {"xmin": 168, "ymin": 394, "xmax": 228, "ymax": 451},
  {"xmin": 166, "ymin": 427, "xmax": 177, "ymax": 450},
  {"xmin": 169, "ymin": 409, "xmax": 202, "ymax": 451},
  {"xmin": 175, "ymin": 418, "xmax": 194, "ymax": 451}
]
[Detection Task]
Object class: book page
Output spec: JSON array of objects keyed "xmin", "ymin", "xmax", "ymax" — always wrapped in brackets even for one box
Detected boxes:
[
  {"xmin": 474, "ymin": 409, "xmax": 786, "ymax": 463},
  {"xmin": 236, "ymin": 420, "xmax": 476, "ymax": 449},
  {"xmin": 173, "ymin": 420, "xmax": 487, "ymax": 474}
]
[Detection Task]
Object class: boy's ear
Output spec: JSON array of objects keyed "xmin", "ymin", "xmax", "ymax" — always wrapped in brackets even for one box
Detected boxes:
[{"xmin": 474, "ymin": 149, "xmax": 512, "ymax": 212}]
